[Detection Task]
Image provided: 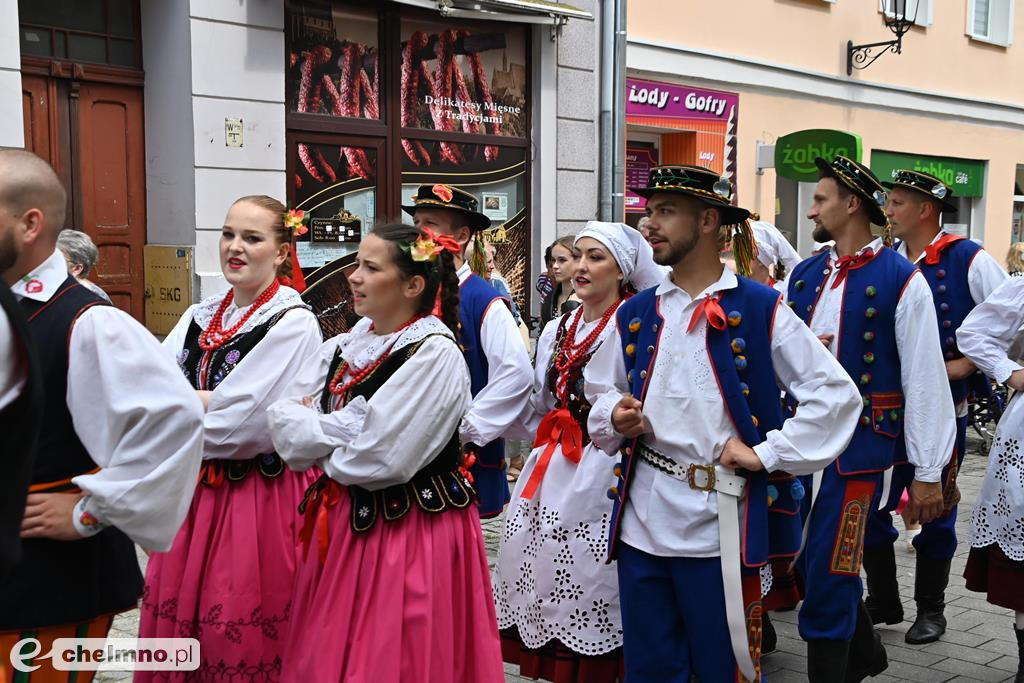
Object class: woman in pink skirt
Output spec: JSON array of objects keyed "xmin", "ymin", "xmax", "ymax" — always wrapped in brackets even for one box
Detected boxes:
[
  {"xmin": 267, "ymin": 222, "xmax": 504, "ymax": 682},
  {"xmin": 138, "ymin": 196, "xmax": 322, "ymax": 681}
]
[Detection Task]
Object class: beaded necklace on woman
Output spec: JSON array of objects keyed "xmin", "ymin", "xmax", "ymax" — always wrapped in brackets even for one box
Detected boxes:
[
  {"xmin": 195, "ymin": 280, "xmax": 281, "ymax": 389},
  {"xmin": 551, "ymin": 300, "xmax": 619, "ymax": 404}
]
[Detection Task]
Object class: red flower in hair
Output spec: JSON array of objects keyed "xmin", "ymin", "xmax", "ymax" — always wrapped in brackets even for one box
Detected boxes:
[{"xmin": 432, "ymin": 184, "xmax": 454, "ymax": 203}]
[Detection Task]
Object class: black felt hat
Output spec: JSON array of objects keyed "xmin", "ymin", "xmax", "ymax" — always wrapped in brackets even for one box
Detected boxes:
[
  {"xmin": 882, "ymin": 169, "xmax": 959, "ymax": 214},
  {"xmin": 401, "ymin": 183, "xmax": 491, "ymax": 232},
  {"xmin": 814, "ymin": 156, "xmax": 889, "ymax": 226},
  {"xmin": 631, "ymin": 165, "xmax": 751, "ymax": 225}
]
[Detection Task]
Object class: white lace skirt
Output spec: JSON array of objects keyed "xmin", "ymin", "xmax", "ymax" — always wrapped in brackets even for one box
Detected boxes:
[
  {"xmin": 492, "ymin": 440, "xmax": 623, "ymax": 656},
  {"xmin": 969, "ymin": 393, "xmax": 1024, "ymax": 560}
]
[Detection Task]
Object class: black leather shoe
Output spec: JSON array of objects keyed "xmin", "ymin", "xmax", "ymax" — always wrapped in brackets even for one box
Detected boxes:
[
  {"xmin": 847, "ymin": 601, "xmax": 889, "ymax": 682},
  {"xmin": 862, "ymin": 545, "xmax": 904, "ymax": 625},
  {"xmin": 761, "ymin": 612, "xmax": 777, "ymax": 655},
  {"xmin": 807, "ymin": 639, "xmax": 851, "ymax": 683},
  {"xmin": 904, "ymin": 557, "xmax": 952, "ymax": 644}
]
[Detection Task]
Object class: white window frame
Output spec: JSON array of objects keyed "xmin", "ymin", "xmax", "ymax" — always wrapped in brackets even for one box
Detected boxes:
[
  {"xmin": 966, "ymin": 0, "xmax": 1015, "ymax": 47},
  {"xmin": 878, "ymin": 0, "xmax": 933, "ymax": 27}
]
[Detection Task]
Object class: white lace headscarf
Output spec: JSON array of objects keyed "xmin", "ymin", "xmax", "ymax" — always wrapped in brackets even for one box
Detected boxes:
[
  {"xmin": 574, "ymin": 221, "xmax": 668, "ymax": 291},
  {"xmin": 751, "ymin": 221, "xmax": 802, "ymax": 273}
]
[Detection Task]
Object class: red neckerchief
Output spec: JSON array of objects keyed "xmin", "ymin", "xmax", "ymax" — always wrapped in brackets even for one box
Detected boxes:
[
  {"xmin": 831, "ymin": 249, "xmax": 875, "ymax": 289},
  {"xmin": 923, "ymin": 233, "xmax": 965, "ymax": 265},
  {"xmin": 688, "ymin": 294, "xmax": 727, "ymax": 333}
]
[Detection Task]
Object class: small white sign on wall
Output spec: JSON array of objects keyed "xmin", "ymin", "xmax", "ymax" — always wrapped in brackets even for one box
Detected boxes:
[{"xmin": 225, "ymin": 118, "xmax": 243, "ymax": 147}]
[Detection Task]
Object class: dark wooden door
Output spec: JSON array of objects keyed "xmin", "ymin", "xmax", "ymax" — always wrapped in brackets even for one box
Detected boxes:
[{"xmin": 21, "ymin": 75, "xmax": 146, "ymax": 320}]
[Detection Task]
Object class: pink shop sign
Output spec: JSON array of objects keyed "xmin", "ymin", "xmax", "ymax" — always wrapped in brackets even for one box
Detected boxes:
[{"xmin": 626, "ymin": 78, "xmax": 739, "ymax": 121}]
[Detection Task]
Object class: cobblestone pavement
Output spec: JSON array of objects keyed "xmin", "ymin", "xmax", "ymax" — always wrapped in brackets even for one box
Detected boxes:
[{"xmin": 97, "ymin": 433, "xmax": 1020, "ymax": 681}]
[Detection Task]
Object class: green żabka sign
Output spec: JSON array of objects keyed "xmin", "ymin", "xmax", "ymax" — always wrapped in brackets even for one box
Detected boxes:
[
  {"xmin": 870, "ymin": 151, "xmax": 986, "ymax": 198},
  {"xmin": 775, "ymin": 129, "xmax": 863, "ymax": 182}
]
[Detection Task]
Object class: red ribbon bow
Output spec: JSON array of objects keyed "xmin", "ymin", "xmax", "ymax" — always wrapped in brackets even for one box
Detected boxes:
[
  {"xmin": 923, "ymin": 233, "xmax": 964, "ymax": 265},
  {"xmin": 831, "ymin": 249, "xmax": 875, "ymax": 289},
  {"xmin": 298, "ymin": 479, "xmax": 343, "ymax": 564},
  {"xmin": 520, "ymin": 409, "xmax": 583, "ymax": 501},
  {"xmin": 687, "ymin": 294, "xmax": 727, "ymax": 333},
  {"xmin": 199, "ymin": 461, "xmax": 225, "ymax": 488}
]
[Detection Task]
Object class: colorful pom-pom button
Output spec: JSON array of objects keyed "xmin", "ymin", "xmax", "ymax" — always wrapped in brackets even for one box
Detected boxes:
[
  {"xmin": 863, "ymin": 331, "xmax": 875, "ymax": 342},
  {"xmin": 734, "ymin": 355, "xmax": 748, "ymax": 371},
  {"xmin": 937, "ymin": 269, "xmax": 946, "ymax": 279},
  {"xmin": 647, "ymin": 345, "xmax": 655, "ymax": 354},
  {"xmin": 606, "ymin": 486, "xmax": 619, "ymax": 500},
  {"xmin": 629, "ymin": 318, "xmax": 642, "ymax": 333},
  {"xmin": 942, "ymin": 320, "xmax": 952, "ymax": 329},
  {"xmin": 767, "ymin": 485, "xmax": 779, "ymax": 506},
  {"xmin": 937, "ymin": 285, "xmax": 947, "ymax": 294},
  {"xmin": 945, "ymin": 351, "xmax": 955, "ymax": 360},
  {"xmin": 865, "ymin": 285, "xmax": 877, "ymax": 297},
  {"xmin": 860, "ymin": 373, "xmax": 872, "ymax": 385},
  {"xmin": 795, "ymin": 280, "xmax": 806, "ymax": 290},
  {"xmin": 731, "ymin": 337, "xmax": 746, "ymax": 353},
  {"xmin": 788, "ymin": 301, "xmax": 796, "ymax": 309},
  {"xmin": 863, "ymin": 395, "xmax": 871, "ymax": 406},
  {"xmin": 751, "ymin": 415, "xmax": 759, "ymax": 427},
  {"xmin": 940, "ymin": 302, "xmax": 950, "ymax": 312},
  {"xmin": 728, "ymin": 311, "xmax": 742, "ymax": 327},
  {"xmin": 865, "ymin": 307, "xmax": 877, "ymax": 318},
  {"xmin": 626, "ymin": 343, "xmax": 636, "ymax": 357},
  {"xmin": 860, "ymin": 415, "xmax": 871, "ymax": 426},
  {"xmin": 863, "ymin": 352, "xmax": 875, "ymax": 364},
  {"xmin": 627, "ymin": 370, "xmax": 635, "ymax": 383},
  {"xmin": 791, "ymin": 479, "xmax": 805, "ymax": 501},
  {"xmin": 875, "ymin": 413, "xmax": 884, "ymax": 423},
  {"xmin": 945, "ymin": 336, "xmax": 955, "ymax": 347},
  {"xmin": 612, "ymin": 462, "xmax": 623, "ymax": 478},
  {"xmin": 740, "ymin": 382, "xmax": 750, "ymax": 397},
  {"xmin": 889, "ymin": 410, "xmax": 899, "ymax": 421}
]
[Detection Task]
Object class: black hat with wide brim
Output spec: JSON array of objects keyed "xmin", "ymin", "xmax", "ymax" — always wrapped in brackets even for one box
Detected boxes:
[
  {"xmin": 814, "ymin": 156, "xmax": 889, "ymax": 227},
  {"xmin": 881, "ymin": 169, "xmax": 959, "ymax": 214},
  {"xmin": 401, "ymin": 183, "xmax": 491, "ymax": 232},
  {"xmin": 630, "ymin": 165, "xmax": 751, "ymax": 225}
]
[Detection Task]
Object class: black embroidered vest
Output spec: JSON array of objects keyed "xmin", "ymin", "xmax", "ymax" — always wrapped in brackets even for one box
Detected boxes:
[
  {"xmin": 0, "ymin": 283, "xmax": 43, "ymax": 578},
  {"xmin": 177, "ymin": 306, "xmax": 304, "ymax": 485},
  {"xmin": 544, "ymin": 312, "xmax": 596, "ymax": 445},
  {"xmin": 0, "ymin": 277, "xmax": 142, "ymax": 629},
  {"xmin": 305, "ymin": 333, "xmax": 474, "ymax": 532}
]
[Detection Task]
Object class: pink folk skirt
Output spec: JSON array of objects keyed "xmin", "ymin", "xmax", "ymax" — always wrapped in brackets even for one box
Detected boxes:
[
  {"xmin": 281, "ymin": 483, "xmax": 504, "ymax": 683},
  {"xmin": 137, "ymin": 466, "xmax": 318, "ymax": 682}
]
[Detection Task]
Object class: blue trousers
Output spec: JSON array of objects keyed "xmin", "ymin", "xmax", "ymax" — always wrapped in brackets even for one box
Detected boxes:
[
  {"xmin": 796, "ymin": 462, "xmax": 879, "ymax": 642},
  {"xmin": 617, "ymin": 543, "xmax": 762, "ymax": 683},
  {"xmin": 865, "ymin": 415, "xmax": 968, "ymax": 560}
]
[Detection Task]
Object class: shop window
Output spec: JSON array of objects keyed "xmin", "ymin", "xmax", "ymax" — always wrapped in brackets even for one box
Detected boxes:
[
  {"xmin": 18, "ymin": 0, "xmax": 141, "ymax": 68},
  {"xmin": 967, "ymin": 0, "xmax": 1014, "ymax": 47},
  {"xmin": 1013, "ymin": 165, "xmax": 1024, "ymax": 243},
  {"xmin": 286, "ymin": 1, "xmax": 532, "ymax": 311},
  {"xmin": 878, "ymin": 0, "xmax": 933, "ymax": 27}
]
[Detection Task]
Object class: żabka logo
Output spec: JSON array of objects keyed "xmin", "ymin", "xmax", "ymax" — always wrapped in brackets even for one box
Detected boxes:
[
  {"xmin": 9, "ymin": 638, "xmax": 200, "ymax": 672},
  {"xmin": 779, "ymin": 142, "xmax": 852, "ymax": 176}
]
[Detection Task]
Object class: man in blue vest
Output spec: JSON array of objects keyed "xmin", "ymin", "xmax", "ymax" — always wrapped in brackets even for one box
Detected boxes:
[
  {"xmin": 585, "ymin": 164, "xmax": 861, "ymax": 682},
  {"xmin": 404, "ymin": 184, "xmax": 532, "ymax": 518},
  {"xmin": 786, "ymin": 156, "xmax": 955, "ymax": 680},
  {"xmin": 862, "ymin": 169, "xmax": 1007, "ymax": 643}
]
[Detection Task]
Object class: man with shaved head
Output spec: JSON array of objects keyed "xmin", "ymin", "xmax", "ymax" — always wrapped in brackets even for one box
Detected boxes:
[{"xmin": 0, "ymin": 150, "xmax": 205, "ymax": 679}]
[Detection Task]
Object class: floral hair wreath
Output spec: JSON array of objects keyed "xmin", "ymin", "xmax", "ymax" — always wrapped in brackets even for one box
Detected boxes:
[
  {"xmin": 284, "ymin": 209, "xmax": 309, "ymax": 238},
  {"xmin": 403, "ymin": 227, "xmax": 461, "ymax": 266}
]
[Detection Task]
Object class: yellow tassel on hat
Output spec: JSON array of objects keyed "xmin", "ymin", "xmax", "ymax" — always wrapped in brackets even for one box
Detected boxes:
[
  {"xmin": 731, "ymin": 220, "xmax": 758, "ymax": 278},
  {"xmin": 471, "ymin": 233, "xmax": 488, "ymax": 277}
]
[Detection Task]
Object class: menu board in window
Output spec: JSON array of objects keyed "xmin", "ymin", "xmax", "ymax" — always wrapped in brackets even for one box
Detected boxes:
[
  {"xmin": 399, "ymin": 18, "xmax": 527, "ymax": 147},
  {"xmin": 287, "ymin": 2, "xmax": 379, "ymax": 120}
]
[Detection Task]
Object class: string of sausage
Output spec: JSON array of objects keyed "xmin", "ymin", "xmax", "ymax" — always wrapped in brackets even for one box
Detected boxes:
[
  {"xmin": 401, "ymin": 32, "xmax": 432, "ymax": 166},
  {"xmin": 297, "ymin": 45, "xmax": 333, "ymax": 182}
]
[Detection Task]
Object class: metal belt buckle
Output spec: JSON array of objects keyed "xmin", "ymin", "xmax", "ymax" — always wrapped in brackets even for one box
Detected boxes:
[{"xmin": 686, "ymin": 463, "xmax": 716, "ymax": 492}]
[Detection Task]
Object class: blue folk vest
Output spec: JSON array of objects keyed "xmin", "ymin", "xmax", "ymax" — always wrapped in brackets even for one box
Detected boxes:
[
  {"xmin": 917, "ymin": 236, "xmax": 984, "ymax": 404},
  {"xmin": 607, "ymin": 277, "xmax": 785, "ymax": 566},
  {"xmin": 788, "ymin": 247, "xmax": 916, "ymax": 473},
  {"xmin": 458, "ymin": 273, "xmax": 511, "ymax": 518}
]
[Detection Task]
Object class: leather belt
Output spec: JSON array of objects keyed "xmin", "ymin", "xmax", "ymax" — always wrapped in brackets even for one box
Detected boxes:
[{"xmin": 636, "ymin": 442, "xmax": 756, "ymax": 680}]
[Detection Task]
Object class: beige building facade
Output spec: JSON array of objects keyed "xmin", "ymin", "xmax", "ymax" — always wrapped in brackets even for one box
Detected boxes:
[{"xmin": 625, "ymin": 0, "xmax": 1024, "ymax": 259}]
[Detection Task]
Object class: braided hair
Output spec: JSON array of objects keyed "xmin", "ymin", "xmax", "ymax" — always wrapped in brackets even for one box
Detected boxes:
[{"xmin": 371, "ymin": 223, "xmax": 460, "ymax": 336}]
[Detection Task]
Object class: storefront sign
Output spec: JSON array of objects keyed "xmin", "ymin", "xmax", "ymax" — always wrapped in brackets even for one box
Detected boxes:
[
  {"xmin": 626, "ymin": 78, "xmax": 738, "ymax": 121},
  {"xmin": 625, "ymin": 147, "xmax": 659, "ymax": 212},
  {"xmin": 871, "ymin": 151, "xmax": 986, "ymax": 197},
  {"xmin": 775, "ymin": 129, "xmax": 862, "ymax": 182}
]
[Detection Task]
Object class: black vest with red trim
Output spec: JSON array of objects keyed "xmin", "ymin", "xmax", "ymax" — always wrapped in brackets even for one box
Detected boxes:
[
  {"xmin": 787, "ymin": 247, "xmax": 917, "ymax": 473},
  {"xmin": 0, "ymin": 283, "xmax": 43, "ymax": 578},
  {"xmin": 0, "ymin": 276, "xmax": 143, "ymax": 629}
]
